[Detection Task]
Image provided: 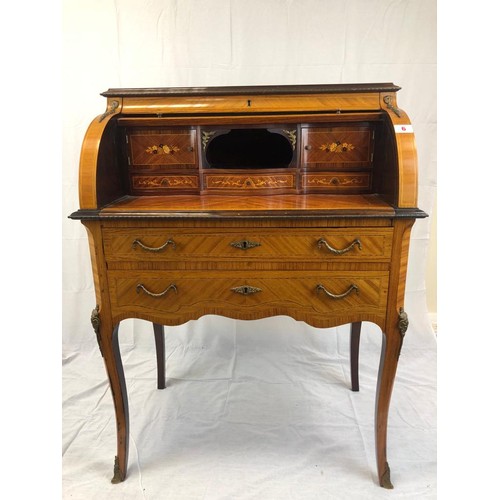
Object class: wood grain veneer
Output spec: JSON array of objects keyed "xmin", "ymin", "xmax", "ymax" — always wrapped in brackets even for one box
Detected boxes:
[
  {"xmin": 100, "ymin": 193, "xmax": 396, "ymax": 214},
  {"xmin": 108, "ymin": 270, "xmax": 389, "ymax": 328},
  {"xmin": 102, "ymin": 227, "xmax": 393, "ymax": 262}
]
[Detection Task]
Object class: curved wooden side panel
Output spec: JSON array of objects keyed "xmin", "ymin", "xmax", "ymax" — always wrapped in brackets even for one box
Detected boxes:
[
  {"xmin": 379, "ymin": 92, "xmax": 418, "ymax": 208},
  {"xmin": 79, "ymin": 99, "xmax": 123, "ymax": 209}
]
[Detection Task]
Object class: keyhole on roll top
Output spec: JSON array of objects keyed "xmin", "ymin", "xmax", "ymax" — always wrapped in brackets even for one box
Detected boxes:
[{"xmin": 247, "ymin": 99, "xmax": 251, "ymax": 107}]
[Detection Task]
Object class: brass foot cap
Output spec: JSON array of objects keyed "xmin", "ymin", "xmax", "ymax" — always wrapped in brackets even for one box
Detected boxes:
[
  {"xmin": 111, "ymin": 456, "xmax": 124, "ymax": 484},
  {"xmin": 380, "ymin": 462, "xmax": 394, "ymax": 489}
]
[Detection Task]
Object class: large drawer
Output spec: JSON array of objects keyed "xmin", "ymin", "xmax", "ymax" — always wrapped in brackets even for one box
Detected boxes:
[
  {"xmin": 108, "ymin": 270, "xmax": 389, "ymax": 325},
  {"xmin": 103, "ymin": 228, "xmax": 393, "ymax": 262}
]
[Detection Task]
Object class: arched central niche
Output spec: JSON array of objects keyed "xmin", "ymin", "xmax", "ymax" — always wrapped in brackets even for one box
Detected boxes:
[{"xmin": 205, "ymin": 129, "xmax": 294, "ymax": 169}]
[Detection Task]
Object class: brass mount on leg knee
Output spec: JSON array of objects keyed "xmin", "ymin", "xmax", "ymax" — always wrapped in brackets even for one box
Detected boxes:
[
  {"xmin": 90, "ymin": 305, "xmax": 104, "ymax": 357},
  {"xmin": 397, "ymin": 307, "xmax": 409, "ymax": 359}
]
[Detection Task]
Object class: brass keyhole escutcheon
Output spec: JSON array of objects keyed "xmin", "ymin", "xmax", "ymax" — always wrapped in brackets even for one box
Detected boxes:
[
  {"xmin": 230, "ymin": 239, "xmax": 261, "ymax": 250},
  {"xmin": 231, "ymin": 285, "xmax": 262, "ymax": 295}
]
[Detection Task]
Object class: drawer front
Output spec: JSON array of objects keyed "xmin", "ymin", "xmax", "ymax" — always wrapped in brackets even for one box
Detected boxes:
[
  {"xmin": 301, "ymin": 172, "xmax": 371, "ymax": 192},
  {"xmin": 128, "ymin": 128, "xmax": 197, "ymax": 168},
  {"xmin": 131, "ymin": 174, "xmax": 199, "ymax": 193},
  {"xmin": 301, "ymin": 126, "xmax": 373, "ymax": 167},
  {"xmin": 109, "ymin": 271, "xmax": 389, "ymax": 323},
  {"xmin": 203, "ymin": 173, "xmax": 295, "ymax": 191},
  {"xmin": 103, "ymin": 228, "xmax": 393, "ymax": 262}
]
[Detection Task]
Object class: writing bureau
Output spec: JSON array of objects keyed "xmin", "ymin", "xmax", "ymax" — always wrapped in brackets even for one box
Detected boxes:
[{"xmin": 69, "ymin": 83, "xmax": 427, "ymax": 488}]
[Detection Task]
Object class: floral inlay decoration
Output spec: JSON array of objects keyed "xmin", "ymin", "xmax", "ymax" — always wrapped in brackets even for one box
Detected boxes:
[
  {"xmin": 320, "ymin": 141, "xmax": 355, "ymax": 153},
  {"xmin": 146, "ymin": 144, "xmax": 180, "ymax": 155}
]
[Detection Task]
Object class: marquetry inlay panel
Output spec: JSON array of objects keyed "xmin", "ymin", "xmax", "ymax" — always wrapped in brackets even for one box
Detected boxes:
[
  {"xmin": 302, "ymin": 126, "xmax": 373, "ymax": 167},
  {"xmin": 204, "ymin": 173, "xmax": 295, "ymax": 190},
  {"xmin": 131, "ymin": 175, "xmax": 199, "ymax": 192},
  {"xmin": 302, "ymin": 172, "xmax": 371, "ymax": 191},
  {"xmin": 128, "ymin": 129, "xmax": 197, "ymax": 167}
]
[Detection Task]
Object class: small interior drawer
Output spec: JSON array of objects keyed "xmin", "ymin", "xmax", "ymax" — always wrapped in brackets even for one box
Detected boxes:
[
  {"xmin": 130, "ymin": 174, "xmax": 199, "ymax": 194},
  {"xmin": 301, "ymin": 172, "xmax": 371, "ymax": 192},
  {"xmin": 128, "ymin": 128, "xmax": 197, "ymax": 168},
  {"xmin": 301, "ymin": 126, "xmax": 373, "ymax": 168},
  {"xmin": 203, "ymin": 172, "xmax": 295, "ymax": 191}
]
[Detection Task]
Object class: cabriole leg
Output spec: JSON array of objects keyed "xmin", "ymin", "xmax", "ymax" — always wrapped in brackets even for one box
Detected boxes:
[
  {"xmin": 375, "ymin": 310, "xmax": 407, "ymax": 489},
  {"xmin": 153, "ymin": 323, "xmax": 166, "ymax": 389},
  {"xmin": 350, "ymin": 322, "xmax": 361, "ymax": 391},
  {"xmin": 375, "ymin": 331, "xmax": 400, "ymax": 489},
  {"xmin": 92, "ymin": 307, "xmax": 129, "ymax": 484},
  {"xmin": 105, "ymin": 323, "xmax": 129, "ymax": 484}
]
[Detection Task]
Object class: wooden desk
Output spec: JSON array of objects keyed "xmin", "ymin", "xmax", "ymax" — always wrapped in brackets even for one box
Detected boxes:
[{"xmin": 70, "ymin": 83, "xmax": 427, "ymax": 488}]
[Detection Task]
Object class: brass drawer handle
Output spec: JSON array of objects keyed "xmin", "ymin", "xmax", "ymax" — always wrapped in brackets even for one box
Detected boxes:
[
  {"xmin": 136, "ymin": 283, "xmax": 177, "ymax": 298},
  {"xmin": 231, "ymin": 285, "xmax": 262, "ymax": 295},
  {"xmin": 132, "ymin": 238, "xmax": 176, "ymax": 252},
  {"xmin": 230, "ymin": 239, "xmax": 261, "ymax": 250},
  {"xmin": 316, "ymin": 283, "xmax": 358, "ymax": 300},
  {"xmin": 317, "ymin": 238, "xmax": 362, "ymax": 255}
]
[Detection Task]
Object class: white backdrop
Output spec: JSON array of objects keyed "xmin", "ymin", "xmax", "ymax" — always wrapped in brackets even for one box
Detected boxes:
[{"xmin": 62, "ymin": 1, "xmax": 436, "ymax": 498}]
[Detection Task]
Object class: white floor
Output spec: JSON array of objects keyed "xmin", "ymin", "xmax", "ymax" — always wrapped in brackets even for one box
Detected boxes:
[{"xmin": 62, "ymin": 314, "xmax": 436, "ymax": 499}]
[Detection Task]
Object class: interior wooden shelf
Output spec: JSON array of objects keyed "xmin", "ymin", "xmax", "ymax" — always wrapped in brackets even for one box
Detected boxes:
[{"xmin": 99, "ymin": 193, "xmax": 396, "ymax": 217}]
